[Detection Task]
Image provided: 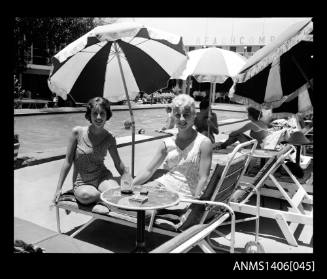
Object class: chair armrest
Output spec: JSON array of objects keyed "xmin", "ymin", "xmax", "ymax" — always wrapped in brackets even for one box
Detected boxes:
[
  {"xmin": 151, "ymin": 212, "xmax": 230, "ymax": 253},
  {"xmin": 180, "ymin": 198, "xmax": 235, "ymax": 218}
]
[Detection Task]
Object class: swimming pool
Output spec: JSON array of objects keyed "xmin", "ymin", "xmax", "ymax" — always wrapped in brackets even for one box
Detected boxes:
[{"xmin": 14, "ymin": 108, "xmax": 247, "ymax": 154}]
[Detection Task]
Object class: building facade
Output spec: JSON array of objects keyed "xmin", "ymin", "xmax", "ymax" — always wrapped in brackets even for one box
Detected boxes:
[{"xmin": 19, "ymin": 17, "xmax": 310, "ymax": 101}]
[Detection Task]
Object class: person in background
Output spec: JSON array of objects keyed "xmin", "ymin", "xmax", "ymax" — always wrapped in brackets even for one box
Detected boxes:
[
  {"xmin": 194, "ymin": 98, "xmax": 219, "ymax": 143},
  {"xmin": 161, "ymin": 105, "xmax": 176, "ymax": 131},
  {"xmin": 215, "ymin": 106, "xmax": 268, "ymax": 149},
  {"xmin": 132, "ymin": 94, "xmax": 212, "ymax": 204},
  {"xmin": 52, "ymin": 97, "xmax": 128, "ymax": 213},
  {"xmin": 124, "ymin": 119, "xmax": 132, "ymax": 129}
]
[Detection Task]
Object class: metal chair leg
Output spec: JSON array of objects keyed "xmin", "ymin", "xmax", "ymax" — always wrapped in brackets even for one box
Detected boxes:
[{"xmin": 56, "ymin": 207, "xmax": 61, "ymax": 234}]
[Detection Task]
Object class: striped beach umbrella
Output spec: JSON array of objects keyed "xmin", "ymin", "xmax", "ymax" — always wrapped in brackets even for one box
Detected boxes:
[
  {"xmin": 48, "ymin": 22, "xmax": 188, "ymax": 176},
  {"xmin": 230, "ymin": 18, "xmax": 313, "ymax": 111}
]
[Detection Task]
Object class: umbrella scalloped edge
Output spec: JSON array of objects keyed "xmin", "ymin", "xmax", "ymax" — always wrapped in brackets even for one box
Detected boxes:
[
  {"xmin": 231, "ymin": 85, "xmax": 313, "ymax": 117},
  {"xmin": 272, "ymin": 106, "xmax": 313, "ymax": 119},
  {"xmin": 194, "ymin": 74, "xmax": 229, "ymax": 84}
]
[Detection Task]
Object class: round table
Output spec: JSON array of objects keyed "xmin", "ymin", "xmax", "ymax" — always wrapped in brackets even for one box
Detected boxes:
[{"xmin": 101, "ymin": 185, "xmax": 180, "ymax": 253}]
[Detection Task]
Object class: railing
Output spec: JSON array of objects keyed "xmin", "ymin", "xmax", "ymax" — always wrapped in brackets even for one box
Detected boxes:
[{"xmin": 14, "ymin": 98, "xmax": 52, "ymax": 109}]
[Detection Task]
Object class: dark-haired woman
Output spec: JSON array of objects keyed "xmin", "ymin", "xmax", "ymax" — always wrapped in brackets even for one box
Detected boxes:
[
  {"xmin": 52, "ymin": 97, "xmax": 127, "ymax": 212},
  {"xmin": 215, "ymin": 106, "xmax": 269, "ymax": 149}
]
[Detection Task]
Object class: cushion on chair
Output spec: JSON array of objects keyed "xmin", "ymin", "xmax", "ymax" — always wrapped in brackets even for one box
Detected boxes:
[
  {"xmin": 56, "ymin": 189, "xmax": 152, "ymax": 223},
  {"xmin": 57, "ymin": 188, "xmax": 104, "ymax": 214},
  {"xmin": 57, "ymin": 189, "xmax": 76, "ymax": 202},
  {"xmin": 153, "ymin": 158, "xmax": 246, "ymax": 232}
]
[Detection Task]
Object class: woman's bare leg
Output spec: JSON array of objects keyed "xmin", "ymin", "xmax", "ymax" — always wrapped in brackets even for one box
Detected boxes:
[
  {"xmin": 92, "ymin": 179, "xmax": 121, "ymax": 214},
  {"xmin": 74, "ymin": 185, "xmax": 100, "ymax": 205},
  {"xmin": 219, "ymin": 133, "xmax": 250, "ymax": 148},
  {"xmin": 98, "ymin": 178, "xmax": 120, "ymax": 193}
]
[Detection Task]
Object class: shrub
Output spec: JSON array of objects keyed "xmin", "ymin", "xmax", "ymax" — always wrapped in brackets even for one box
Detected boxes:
[{"xmin": 14, "ymin": 75, "xmax": 25, "ymax": 99}]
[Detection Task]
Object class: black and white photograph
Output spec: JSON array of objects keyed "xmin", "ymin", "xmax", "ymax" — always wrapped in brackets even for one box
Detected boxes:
[{"xmin": 13, "ymin": 17, "xmax": 314, "ymax": 260}]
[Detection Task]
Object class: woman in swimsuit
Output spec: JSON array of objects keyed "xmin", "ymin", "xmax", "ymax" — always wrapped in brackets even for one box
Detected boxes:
[
  {"xmin": 52, "ymin": 97, "xmax": 127, "ymax": 212},
  {"xmin": 216, "ymin": 106, "xmax": 269, "ymax": 149}
]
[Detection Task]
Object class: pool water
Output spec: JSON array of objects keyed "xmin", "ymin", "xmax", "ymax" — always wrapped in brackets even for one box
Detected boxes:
[{"xmin": 14, "ymin": 108, "xmax": 246, "ymax": 154}]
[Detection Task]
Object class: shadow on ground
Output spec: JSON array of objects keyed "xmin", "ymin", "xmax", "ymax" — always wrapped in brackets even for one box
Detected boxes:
[
  {"xmin": 64, "ymin": 219, "xmax": 203, "ymax": 253},
  {"xmin": 212, "ymin": 211, "xmax": 313, "ymax": 252}
]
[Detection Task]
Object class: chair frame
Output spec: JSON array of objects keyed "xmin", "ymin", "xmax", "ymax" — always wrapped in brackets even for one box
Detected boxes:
[
  {"xmin": 229, "ymin": 144, "xmax": 313, "ymax": 247},
  {"xmin": 144, "ymin": 139, "xmax": 258, "ymax": 253}
]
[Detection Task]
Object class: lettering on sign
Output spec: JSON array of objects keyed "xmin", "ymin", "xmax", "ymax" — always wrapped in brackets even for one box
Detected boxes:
[{"xmin": 193, "ymin": 35, "xmax": 276, "ymax": 46}]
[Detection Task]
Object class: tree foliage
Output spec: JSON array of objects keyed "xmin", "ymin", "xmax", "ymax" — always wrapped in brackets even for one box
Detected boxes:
[{"xmin": 13, "ymin": 17, "xmax": 97, "ymax": 74}]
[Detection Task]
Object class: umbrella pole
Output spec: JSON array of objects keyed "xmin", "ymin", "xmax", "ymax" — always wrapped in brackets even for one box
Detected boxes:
[
  {"xmin": 186, "ymin": 76, "xmax": 191, "ymax": 95},
  {"xmin": 291, "ymin": 55, "xmax": 313, "ymax": 90},
  {"xmin": 208, "ymin": 83, "xmax": 216, "ymax": 139},
  {"xmin": 114, "ymin": 42, "xmax": 135, "ymax": 177},
  {"xmin": 182, "ymin": 79, "xmax": 187, "ymax": 94}
]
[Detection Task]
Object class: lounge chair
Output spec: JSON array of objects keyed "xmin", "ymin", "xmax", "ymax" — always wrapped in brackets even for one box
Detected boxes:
[
  {"xmin": 229, "ymin": 144, "xmax": 313, "ymax": 247},
  {"xmin": 53, "ymin": 139, "xmax": 258, "ymax": 253}
]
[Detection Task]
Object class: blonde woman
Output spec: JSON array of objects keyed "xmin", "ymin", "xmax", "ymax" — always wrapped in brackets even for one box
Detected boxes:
[{"xmin": 132, "ymin": 94, "xmax": 212, "ymax": 203}]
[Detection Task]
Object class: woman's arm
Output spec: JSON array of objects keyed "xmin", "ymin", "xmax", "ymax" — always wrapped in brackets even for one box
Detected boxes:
[
  {"xmin": 194, "ymin": 138, "xmax": 213, "ymax": 198},
  {"xmin": 53, "ymin": 127, "xmax": 78, "ymax": 203},
  {"xmin": 132, "ymin": 141, "xmax": 167, "ymax": 186},
  {"xmin": 108, "ymin": 137, "xmax": 126, "ymax": 176},
  {"xmin": 208, "ymin": 112, "xmax": 219, "ymax": 134}
]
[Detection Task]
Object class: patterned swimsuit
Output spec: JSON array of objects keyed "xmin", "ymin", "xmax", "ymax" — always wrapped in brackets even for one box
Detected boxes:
[{"xmin": 73, "ymin": 127, "xmax": 114, "ymax": 189}]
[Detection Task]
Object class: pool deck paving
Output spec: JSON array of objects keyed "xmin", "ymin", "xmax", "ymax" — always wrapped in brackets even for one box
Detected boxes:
[{"xmin": 13, "ymin": 103, "xmax": 313, "ymax": 253}]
